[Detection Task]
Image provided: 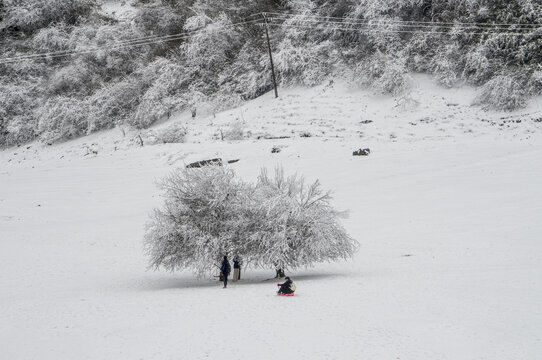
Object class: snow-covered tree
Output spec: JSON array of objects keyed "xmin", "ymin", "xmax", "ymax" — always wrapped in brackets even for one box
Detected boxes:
[
  {"xmin": 31, "ymin": 25, "xmax": 72, "ymax": 53},
  {"xmin": 144, "ymin": 166, "xmax": 358, "ymax": 277},
  {"xmin": 47, "ymin": 60, "xmax": 99, "ymax": 96},
  {"xmin": 129, "ymin": 59, "xmax": 186, "ymax": 128},
  {"xmin": 218, "ymin": 40, "xmax": 270, "ymax": 101},
  {"xmin": 354, "ymin": 51, "xmax": 410, "ymax": 95},
  {"xmin": 0, "ymin": 82, "xmax": 39, "ymax": 146},
  {"xmin": 134, "ymin": 1, "xmax": 187, "ymax": 37},
  {"xmin": 144, "ymin": 166, "xmax": 248, "ymax": 276},
  {"xmin": 181, "ymin": 13, "xmax": 242, "ymax": 72},
  {"xmin": 275, "ymin": 37, "xmax": 335, "ymax": 87},
  {"xmin": 37, "ymin": 96, "xmax": 90, "ymax": 143},
  {"xmin": 248, "ymin": 167, "xmax": 358, "ymax": 272},
  {"xmin": 1, "ymin": 0, "xmax": 97, "ymax": 33},
  {"xmin": 474, "ymin": 72, "xmax": 527, "ymax": 110},
  {"xmin": 88, "ymin": 78, "xmax": 144, "ymax": 130}
]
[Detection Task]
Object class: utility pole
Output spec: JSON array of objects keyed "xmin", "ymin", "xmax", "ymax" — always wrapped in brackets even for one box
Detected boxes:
[{"xmin": 262, "ymin": 13, "xmax": 278, "ymax": 98}]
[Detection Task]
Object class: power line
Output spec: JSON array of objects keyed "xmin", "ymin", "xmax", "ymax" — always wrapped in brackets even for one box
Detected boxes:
[
  {"xmin": 0, "ymin": 34, "xmax": 191, "ymax": 63},
  {"xmin": 265, "ymin": 22, "xmax": 535, "ymax": 36},
  {"xmin": 1, "ymin": 11, "xmax": 539, "ymax": 64},
  {"xmin": 0, "ymin": 18, "xmax": 264, "ymax": 63},
  {"xmin": 265, "ymin": 14, "xmax": 539, "ymax": 32},
  {"xmin": 262, "ymin": 11, "xmax": 542, "ymax": 28},
  {"xmin": 0, "ymin": 18, "xmax": 264, "ymax": 64},
  {"xmin": 0, "ymin": 34, "xmax": 194, "ymax": 64}
]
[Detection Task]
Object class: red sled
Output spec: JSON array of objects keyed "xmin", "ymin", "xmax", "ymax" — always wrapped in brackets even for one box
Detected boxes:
[{"xmin": 278, "ymin": 293, "xmax": 294, "ymax": 297}]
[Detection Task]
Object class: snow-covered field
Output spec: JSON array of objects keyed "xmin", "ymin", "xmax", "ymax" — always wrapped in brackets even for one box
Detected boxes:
[{"xmin": 1, "ymin": 77, "xmax": 542, "ymax": 359}]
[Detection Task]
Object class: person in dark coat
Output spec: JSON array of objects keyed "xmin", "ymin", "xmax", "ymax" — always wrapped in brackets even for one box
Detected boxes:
[
  {"xmin": 277, "ymin": 276, "xmax": 294, "ymax": 295},
  {"xmin": 220, "ymin": 256, "xmax": 231, "ymax": 288}
]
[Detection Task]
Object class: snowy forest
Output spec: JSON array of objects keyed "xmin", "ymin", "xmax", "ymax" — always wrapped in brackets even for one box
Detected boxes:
[{"xmin": 1, "ymin": 0, "xmax": 541, "ymax": 147}]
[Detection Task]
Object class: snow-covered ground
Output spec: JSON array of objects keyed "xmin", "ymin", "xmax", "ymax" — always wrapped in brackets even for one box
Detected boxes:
[
  {"xmin": 1, "ymin": 77, "xmax": 542, "ymax": 359},
  {"xmin": 99, "ymin": 0, "xmax": 138, "ymax": 21}
]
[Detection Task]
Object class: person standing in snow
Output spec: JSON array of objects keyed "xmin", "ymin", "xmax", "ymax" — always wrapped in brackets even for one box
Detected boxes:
[
  {"xmin": 220, "ymin": 256, "xmax": 231, "ymax": 288},
  {"xmin": 233, "ymin": 257, "xmax": 241, "ymax": 282},
  {"xmin": 277, "ymin": 276, "xmax": 295, "ymax": 295}
]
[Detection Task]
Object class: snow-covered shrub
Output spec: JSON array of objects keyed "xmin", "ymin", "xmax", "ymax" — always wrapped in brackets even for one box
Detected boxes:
[
  {"xmin": 375, "ymin": 59, "xmax": 410, "ymax": 95},
  {"xmin": 527, "ymin": 68, "xmax": 542, "ymax": 96},
  {"xmin": 127, "ymin": 59, "xmax": 186, "ymax": 128},
  {"xmin": 394, "ymin": 94, "xmax": 420, "ymax": 111},
  {"xmin": 221, "ymin": 121, "xmax": 245, "ymax": 140},
  {"xmin": 47, "ymin": 60, "xmax": 99, "ymax": 96},
  {"xmin": 144, "ymin": 166, "xmax": 358, "ymax": 277},
  {"xmin": 365, "ymin": 20, "xmax": 404, "ymax": 54},
  {"xmin": 462, "ymin": 47, "xmax": 495, "ymax": 86},
  {"xmin": 346, "ymin": 2, "xmax": 405, "ymax": 53},
  {"xmin": 0, "ymin": 58, "xmax": 48, "ymax": 82},
  {"xmin": 474, "ymin": 73, "xmax": 527, "ymax": 111},
  {"xmin": 430, "ymin": 44, "xmax": 462, "ymax": 88},
  {"xmin": 354, "ymin": 53, "xmax": 385, "ymax": 86},
  {"xmin": 218, "ymin": 41, "xmax": 270, "ymax": 101},
  {"xmin": 131, "ymin": 95, "xmax": 168, "ymax": 129},
  {"xmin": 130, "ymin": 82, "xmax": 175, "ymax": 129},
  {"xmin": 37, "ymin": 96, "xmax": 91, "ymax": 143},
  {"xmin": 206, "ymin": 92, "xmax": 243, "ymax": 116},
  {"xmin": 275, "ymin": 37, "xmax": 334, "ymax": 87},
  {"xmin": 4, "ymin": 116, "xmax": 38, "ymax": 146},
  {"xmin": 403, "ymin": 31, "xmax": 440, "ymax": 73},
  {"xmin": 181, "ymin": 13, "xmax": 241, "ymax": 72},
  {"xmin": 0, "ymin": 83, "xmax": 39, "ymax": 146},
  {"xmin": 89, "ymin": 78, "xmax": 144, "ymax": 129},
  {"xmin": 2, "ymin": 0, "xmax": 97, "ymax": 33},
  {"xmin": 134, "ymin": 2, "xmax": 185, "ymax": 37},
  {"xmin": 31, "ymin": 25, "xmax": 71, "ymax": 53},
  {"xmin": 135, "ymin": 58, "xmax": 181, "ymax": 92},
  {"xmin": 355, "ymin": 53, "xmax": 410, "ymax": 95},
  {"xmin": 145, "ymin": 122, "xmax": 186, "ymax": 144},
  {"xmin": 84, "ymin": 25, "xmax": 147, "ymax": 79}
]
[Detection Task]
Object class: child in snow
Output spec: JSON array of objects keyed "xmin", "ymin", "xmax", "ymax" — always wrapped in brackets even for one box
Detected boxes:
[{"xmin": 277, "ymin": 276, "xmax": 295, "ymax": 295}]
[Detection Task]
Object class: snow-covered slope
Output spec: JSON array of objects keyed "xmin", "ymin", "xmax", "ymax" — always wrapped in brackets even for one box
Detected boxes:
[
  {"xmin": 99, "ymin": 0, "xmax": 138, "ymax": 21},
  {"xmin": 1, "ymin": 77, "xmax": 541, "ymax": 359}
]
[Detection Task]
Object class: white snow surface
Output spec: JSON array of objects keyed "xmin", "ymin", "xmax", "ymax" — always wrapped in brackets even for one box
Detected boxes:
[
  {"xmin": 99, "ymin": 0, "xmax": 137, "ymax": 21},
  {"xmin": 1, "ymin": 77, "xmax": 542, "ymax": 359}
]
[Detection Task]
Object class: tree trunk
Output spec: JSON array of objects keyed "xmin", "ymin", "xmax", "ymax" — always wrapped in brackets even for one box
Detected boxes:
[{"xmin": 275, "ymin": 268, "xmax": 285, "ymax": 278}]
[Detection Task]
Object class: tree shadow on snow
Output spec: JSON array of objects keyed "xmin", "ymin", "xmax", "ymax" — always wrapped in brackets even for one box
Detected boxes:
[{"xmin": 136, "ymin": 271, "xmax": 348, "ymax": 292}]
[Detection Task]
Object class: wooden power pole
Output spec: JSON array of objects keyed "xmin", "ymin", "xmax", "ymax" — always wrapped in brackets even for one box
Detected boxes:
[{"xmin": 262, "ymin": 14, "xmax": 278, "ymax": 98}]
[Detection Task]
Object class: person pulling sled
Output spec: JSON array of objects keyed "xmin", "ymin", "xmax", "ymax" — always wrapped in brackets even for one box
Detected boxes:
[{"xmin": 277, "ymin": 276, "xmax": 296, "ymax": 296}]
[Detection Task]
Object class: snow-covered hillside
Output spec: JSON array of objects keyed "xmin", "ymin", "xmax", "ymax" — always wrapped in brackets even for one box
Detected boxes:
[
  {"xmin": 99, "ymin": 0, "xmax": 137, "ymax": 20},
  {"xmin": 1, "ymin": 78, "xmax": 542, "ymax": 359}
]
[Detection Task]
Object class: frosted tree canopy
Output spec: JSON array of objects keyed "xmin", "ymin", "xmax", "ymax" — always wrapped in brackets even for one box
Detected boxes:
[{"xmin": 144, "ymin": 165, "xmax": 358, "ymax": 277}]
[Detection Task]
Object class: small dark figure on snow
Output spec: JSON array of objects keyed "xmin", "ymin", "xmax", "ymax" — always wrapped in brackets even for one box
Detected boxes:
[
  {"xmin": 220, "ymin": 256, "xmax": 231, "ymax": 288},
  {"xmin": 277, "ymin": 276, "xmax": 295, "ymax": 295}
]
